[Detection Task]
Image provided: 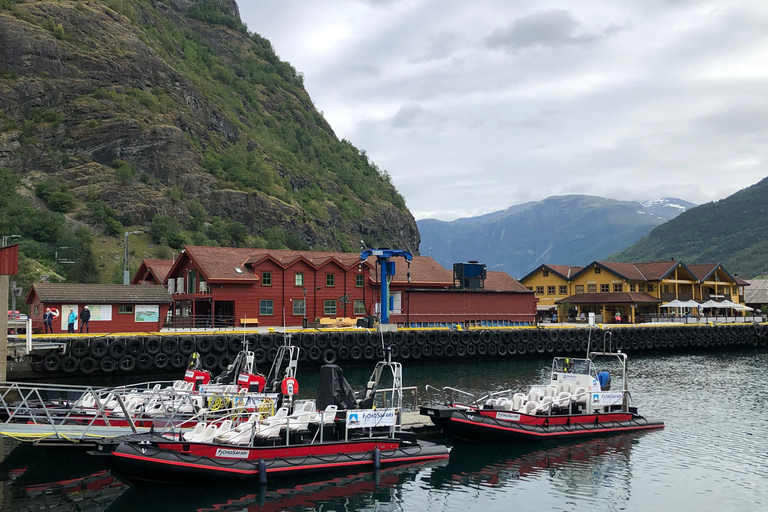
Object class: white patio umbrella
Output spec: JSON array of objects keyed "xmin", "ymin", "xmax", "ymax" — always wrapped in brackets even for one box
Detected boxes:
[
  {"xmin": 699, "ymin": 300, "xmax": 722, "ymax": 309},
  {"xmin": 660, "ymin": 300, "xmax": 685, "ymax": 308},
  {"xmin": 679, "ymin": 300, "xmax": 702, "ymax": 308}
]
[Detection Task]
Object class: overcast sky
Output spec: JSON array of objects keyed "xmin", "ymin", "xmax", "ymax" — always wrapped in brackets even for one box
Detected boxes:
[{"xmin": 239, "ymin": 1, "xmax": 768, "ymax": 221}]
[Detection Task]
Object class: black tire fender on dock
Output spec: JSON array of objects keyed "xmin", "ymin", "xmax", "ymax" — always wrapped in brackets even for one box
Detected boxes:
[
  {"xmin": 61, "ymin": 355, "xmax": 78, "ymax": 373},
  {"xmin": 127, "ymin": 338, "xmax": 144, "ymax": 356},
  {"xmin": 337, "ymin": 346, "xmax": 351, "ymax": 360},
  {"xmin": 444, "ymin": 344, "xmax": 456, "ymax": 358},
  {"xmin": 433, "ymin": 344, "xmax": 445, "ymax": 358},
  {"xmin": 119, "ymin": 355, "xmax": 136, "ymax": 372},
  {"xmin": 363, "ymin": 346, "xmax": 376, "ymax": 360},
  {"xmin": 202, "ymin": 353, "xmax": 218, "ymax": 371},
  {"xmin": 449, "ymin": 331, "xmax": 461, "ymax": 345},
  {"xmin": 400, "ymin": 346, "xmax": 411, "ymax": 360},
  {"xmin": 497, "ymin": 343, "xmax": 508, "ymax": 357},
  {"xmin": 79, "ymin": 357, "xmax": 97, "ymax": 374},
  {"xmin": 266, "ymin": 347, "xmax": 278, "ymax": 362},
  {"xmin": 487, "ymin": 343, "xmax": 498, "ymax": 357},
  {"xmin": 99, "ymin": 357, "xmax": 117, "ymax": 373},
  {"xmin": 145, "ymin": 336, "xmax": 162, "ymax": 356},
  {"xmin": 43, "ymin": 353, "xmax": 61, "ymax": 372},
  {"xmin": 316, "ymin": 333, "xmax": 330, "ymax": 349},
  {"xmin": 170, "ymin": 353, "xmax": 187, "ymax": 369},
  {"xmin": 154, "ymin": 353, "xmax": 170, "ymax": 369},
  {"xmin": 422, "ymin": 344, "xmax": 434, "ymax": 358},
  {"xmin": 330, "ymin": 334, "xmax": 343, "ymax": 349},
  {"xmin": 108, "ymin": 339, "xmax": 127, "ymax": 359},
  {"xmin": 476, "ymin": 343, "xmax": 488, "ymax": 356},
  {"xmin": 308, "ymin": 346, "xmax": 322, "ymax": 361},
  {"xmin": 410, "ymin": 346, "xmax": 422, "ymax": 360},
  {"xmin": 179, "ymin": 337, "xmax": 196, "ymax": 355},
  {"xmin": 217, "ymin": 354, "xmax": 233, "ymax": 370},
  {"xmin": 136, "ymin": 353, "xmax": 154, "ymax": 371},
  {"xmin": 228, "ymin": 336, "xmax": 244, "ymax": 353},
  {"xmin": 161, "ymin": 336, "xmax": 179, "ymax": 355},
  {"xmin": 89, "ymin": 339, "xmax": 108, "ymax": 359},
  {"xmin": 322, "ymin": 348, "xmax": 337, "ymax": 365},
  {"xmin": 254, "ymin": 348, "xmax": 267, "ymax": 365},
  {"xmin": 213, "ymin": 336, "xmax": 228, "ymax": 353},
  {"xmin": 70, "ymin": 339, "xmax": 89, "ymax": 358},
  {"xmin": 258, "ymin": 334, "xmax": 274, "ymax": 350}
]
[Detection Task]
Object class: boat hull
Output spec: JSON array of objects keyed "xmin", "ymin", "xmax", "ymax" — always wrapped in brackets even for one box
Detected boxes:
[
  {"xmin": 431, "ymin": 407, "xmax": 664, "ymax": 443},
  {"xmin": 94, "ymin": 436, "xmax": 450, "ymax": 484}
]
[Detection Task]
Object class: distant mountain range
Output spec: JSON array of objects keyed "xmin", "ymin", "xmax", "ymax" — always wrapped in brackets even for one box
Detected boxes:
[
  {"xmin": 611, "ymin": 177, "xmax": 768, "ymax": 278},
  {"xmin": 417, "ymin": 195, "xmax": 696, "ymax": 278}
]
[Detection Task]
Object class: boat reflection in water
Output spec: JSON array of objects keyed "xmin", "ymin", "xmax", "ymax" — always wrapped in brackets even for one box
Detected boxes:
[
  {"xmin": 0, "ymin": 440, "xmax": 127, "ymax": 511},
  {"xmin": 429, "ymin": 432, "xmax": 642, "ymax": 505},
  {"xmin": 107, "ymin": 460, "xmax": 446, "ymax": 512}
]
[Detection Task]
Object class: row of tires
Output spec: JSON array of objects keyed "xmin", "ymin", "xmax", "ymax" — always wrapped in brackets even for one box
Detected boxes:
[{"xmin": 34, "ymin": 324, "xmax": 767, "ymax": 374}]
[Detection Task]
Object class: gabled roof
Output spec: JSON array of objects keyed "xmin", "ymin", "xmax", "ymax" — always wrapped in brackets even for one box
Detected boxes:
[
  {"xmin": 686, "ymin": 263, "xmax": 738, "ymax": 284},
  {"xmin": 169, "ymin": 246, "xmax": 375, "ymax": 284},
  {"xmin": 26, "ymin": 284, "xmax": 172, "ymax": 304},
  {"xmin": 132, "ymin": 259, "xmax": 174, "ymax": 285},
  {"xmin": 520, "ymin": 264, "xmax": 585, "ymax": 282},
  {"xmin": 485, "ymin": 271, "xmax": 531, "ymax": 292},
  {"xmin": 555, "ymin": 292, "xmax": 660, "ymax": 305}
]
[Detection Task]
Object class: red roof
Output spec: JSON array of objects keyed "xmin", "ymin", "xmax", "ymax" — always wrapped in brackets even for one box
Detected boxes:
[
  {"xmin": 133, "ymin": 259, "xmax": 174, "ymax": 284},
  {"xmin": 485, "ymin": 271, "xmax": 530, "ymax": 292},
  {"xmin": 556, "ymin": 292, "xmax": 660, "ymax": 305}
]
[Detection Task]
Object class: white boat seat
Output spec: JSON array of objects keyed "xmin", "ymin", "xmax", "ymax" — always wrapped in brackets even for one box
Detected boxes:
[
  {"xmin": 554, "ymin": 392, "xmax": 571, "ymax": 408},
  {"xmin": 557, "ymin": 383, "xmax": 572, "ymax": 395},
  {"xmin": 573, "ymin": 388, "xmax": 588, "ymax": 404},
  {"xmin": 254, "ymin": 423, "xmax": 283, "ymax": 440},
  {"xmin": 261, "ymin": 406, "xmax": 289, "ymax": 427},
  {"xmin": 312, "ymin": 405, "xmax": 338, "ymax": 424},
  {"xmin": 512, "ymin": 393, "xmax": 526, "ymax": 411},
  {"xmin": 498, "ymin": 399, "xmax": 514, "ymax": 411},
  {"xmin": 545, "ymin": 385, "xmax": 557, "ymax": 397},
  {"xmin": 183, "ymin": 422, "xmax": 206, "ymax": 442},
  {"xmin": 536, "ymin": 396, "xmax": 553, "ymax": 414},
  {"xmin": 288, "ymin": 413, "xmax": 313, "ymax": 432},
  {"xmin": 523, "ymin": 401, "xmax": 538, "ymax": 414},
  {"xmin": 193, "ymin": 425, "xmax": 218, "ymax": 443},
  {"xmin": 528, "ymin": 390, "xmax": 543, "ymax": 403}
]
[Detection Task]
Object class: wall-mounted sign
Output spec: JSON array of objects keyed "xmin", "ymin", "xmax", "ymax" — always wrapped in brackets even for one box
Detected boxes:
[
  {"xmin": 135, "ymin": 305, "xmax": 159, "ymax": 323},
  {"xmin": 346, "ymin": 408, "xmax": 396, "ymax": 429}
]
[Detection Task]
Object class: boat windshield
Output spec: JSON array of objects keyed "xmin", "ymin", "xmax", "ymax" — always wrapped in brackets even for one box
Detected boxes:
[{"xmin": 551, "ymin": 357, "xmax": 595, "ymax": 377}]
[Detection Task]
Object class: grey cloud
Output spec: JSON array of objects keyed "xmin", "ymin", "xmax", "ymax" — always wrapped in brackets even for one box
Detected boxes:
[
  {"xmin": 392, "ymin": 103, "xmax": 426, "ymax": 128},
  {"xmin": 486, "ymin": 9, "xmax": 611, "ymax": 51}
]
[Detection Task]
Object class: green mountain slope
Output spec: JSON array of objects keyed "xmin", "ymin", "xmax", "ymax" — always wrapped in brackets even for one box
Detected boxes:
[
  {"xmin": 610, "ymin": 177, "xmax": 768, "ymax": 278},
  {"xmin": 0, "ymin": 0, "xmax": 417, "ymax": 292}
]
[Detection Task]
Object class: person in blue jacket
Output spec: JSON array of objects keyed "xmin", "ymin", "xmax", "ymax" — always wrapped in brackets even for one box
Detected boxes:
[{"xmin": 67, "ymin": 308, "xmax": 77, "ymax": 334}]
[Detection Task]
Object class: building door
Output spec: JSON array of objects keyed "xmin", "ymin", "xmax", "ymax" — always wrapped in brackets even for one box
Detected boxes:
[{"xmin": 214, "ymin": 301, "xmax": 235, "ymax": 327}]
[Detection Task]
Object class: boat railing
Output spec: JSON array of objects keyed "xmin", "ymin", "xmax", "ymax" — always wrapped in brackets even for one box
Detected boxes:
[
  {"xmin": 375, "ymin": 386, "xmax": 418, "ymax": 411},
  {"xmin": 423, "ymin": 385, "xmax": 477, "ymax": 406}
]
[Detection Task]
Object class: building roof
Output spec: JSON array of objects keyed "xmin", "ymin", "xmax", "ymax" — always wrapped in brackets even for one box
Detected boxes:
[
  {"xmin": 745, "ymin": 279, "xmax": 768, "ymax": 305},
  {"xmin": 546, "ymin": 265, "xmax": 584, "ymax": 279},
  {"xmin": 132, "ymin": 259, "xmax": 174, "ymax": 284},
  {"xmin": 556, "ymin": 292, "xmax": 661, "ymax": 305},
  {"xmin": 27, "ymin": 284, "xmax": 172, "ymax": 304},
  {"xmin": 176, "ymin": 246, "xmax": 372, "ymax": 283},
  {"xmin": 485, "ymin": 271, "xmax": 531, "ymax": 292}
]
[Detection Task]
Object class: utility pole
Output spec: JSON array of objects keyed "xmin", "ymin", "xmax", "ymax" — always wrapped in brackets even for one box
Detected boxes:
[{"xmin": 123, "ymin": 231, "xmax": 144, "ymax": 285}]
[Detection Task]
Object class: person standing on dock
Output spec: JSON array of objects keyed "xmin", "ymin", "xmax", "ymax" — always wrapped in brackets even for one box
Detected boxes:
[
  {"xmin": 43, "ymin": 308, "xmax": 53, "ymax": 334},
  {"xmin": 67, "ymin": 308, "xmax": 77, "ymax": 334},
  {"xmin": 79, "ymin": 306, "xmax": 90, "ymax": 333}
]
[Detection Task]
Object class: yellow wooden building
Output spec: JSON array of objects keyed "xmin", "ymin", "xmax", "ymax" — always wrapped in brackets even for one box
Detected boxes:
[{"xmin": 520, "ymin": 261, "xmax": 747, "ymax": 323}]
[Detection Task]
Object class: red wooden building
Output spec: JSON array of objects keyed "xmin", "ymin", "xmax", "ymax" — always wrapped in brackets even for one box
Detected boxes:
[
  {"xmin": 131, "ymin": 259, "xmax": 174, "ymax": 285},
  {"xmin": 25, "ymin": 284, "xmax": 172, "ymax": 334},
  {"xmin": 156, "ymin": 246, "xmax": 536, "ymax": 328}
]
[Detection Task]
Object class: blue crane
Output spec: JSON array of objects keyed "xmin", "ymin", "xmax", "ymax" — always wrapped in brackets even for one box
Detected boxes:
[{"xmin": 360, "ymin": 249, "xmax": 413, "ymax": 324}]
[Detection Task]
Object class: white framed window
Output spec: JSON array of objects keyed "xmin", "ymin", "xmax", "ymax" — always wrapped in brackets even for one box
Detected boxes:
[{"xmin": 293, "ymin": 299, "xmax": 305, "ymax": 316}]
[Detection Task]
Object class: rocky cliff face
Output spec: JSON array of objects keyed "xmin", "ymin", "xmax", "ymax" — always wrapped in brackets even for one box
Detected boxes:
[{"xmin": 0, "ymin": 0, "xmax": 418, "ymax": 253}]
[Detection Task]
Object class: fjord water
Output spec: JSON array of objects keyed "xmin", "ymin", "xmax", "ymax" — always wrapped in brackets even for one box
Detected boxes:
[{"xmin": 2, "ymin": 351, "xmax": 766, "ymax": 511}]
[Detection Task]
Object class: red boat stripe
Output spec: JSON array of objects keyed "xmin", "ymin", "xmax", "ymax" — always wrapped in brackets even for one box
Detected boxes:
[
  {"xmin": 114, "ymin": 451, "xmax": 449, "ymax": 474},
  {"xmin": 449, "ymin": 417, "xmax": 664, "ymax": 437}
]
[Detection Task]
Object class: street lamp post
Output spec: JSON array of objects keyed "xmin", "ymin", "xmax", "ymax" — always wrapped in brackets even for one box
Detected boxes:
[
  {"xmin": 123, "ymin": 231, "xmax": 144, "ymax": 285},
  {"xmin": 302, "ymin": 287, "xmax": 307, "ymax": 328}
]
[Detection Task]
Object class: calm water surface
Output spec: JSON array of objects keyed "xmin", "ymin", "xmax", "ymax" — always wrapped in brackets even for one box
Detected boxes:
[{"xmin": 1, "ymin": 351, "xmax": 766, "ymax": 511}]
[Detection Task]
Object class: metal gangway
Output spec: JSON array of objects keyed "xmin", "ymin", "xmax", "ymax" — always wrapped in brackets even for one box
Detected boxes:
[{"xmin": 0, "ymin": 380, "xmax": 278, "ymax": 446}]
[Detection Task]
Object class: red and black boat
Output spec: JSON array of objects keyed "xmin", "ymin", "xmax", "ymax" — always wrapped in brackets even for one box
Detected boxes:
[
  {"xmin": 93, "ymin": 356, "xmax": 450, "ymax": 484},
  {"xmin": 420, "ymin": 350, "xmax": 664, "ymax": 443}
]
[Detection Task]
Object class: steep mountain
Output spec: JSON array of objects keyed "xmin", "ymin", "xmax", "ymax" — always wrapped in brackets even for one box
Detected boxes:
[
  {"xmin": 610, "ymin": 177, "xmax": 768, "ymax": 278},
  {"xmin": 418, "ymin": 195, "xmax": 695, "ymax": 278},
  {"xmin": 0, "ymin": 0, "xmax": 417, "ymax": 288}
]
